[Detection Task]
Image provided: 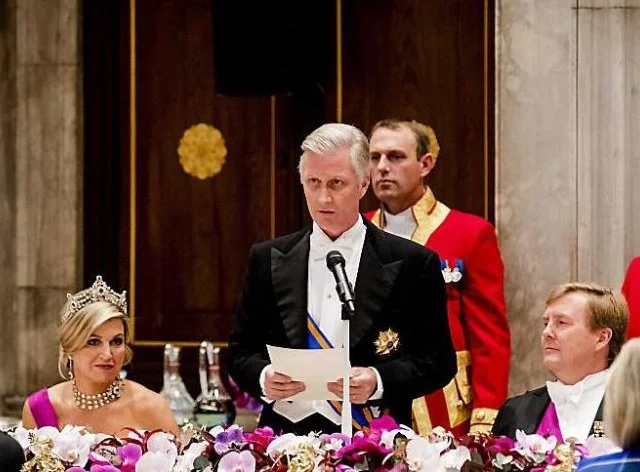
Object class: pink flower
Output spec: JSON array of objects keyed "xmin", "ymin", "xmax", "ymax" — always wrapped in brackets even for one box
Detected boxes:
[
  {"xmin": 116, "ymin": 443, "xmax": 142, "ymax": 472},
  {"xmin": 336, "ymin": 434, "xmax": 392, "ymax": 463},
  {"xmin": 218, "ymin": 450, "xmax": 256, "ymax": 472},
  {"xmin": 89, "ymin": 465, "xmax": 121, "ymax": 472},
  {"xmin": 244, "ymin": 427, "xmax": 275, "ymax": 453},
  {"xmin": 369, "ymin": 415, "xmax": 399, "ymax": 432},
  {"xmin": 488, "ymin": 436, "xmax": 516, "ymax": 454}
]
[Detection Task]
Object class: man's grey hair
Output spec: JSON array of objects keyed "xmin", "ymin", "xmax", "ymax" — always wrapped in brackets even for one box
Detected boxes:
[{"xmin": 298, "ymin": 123, "xmax": 370, "ymax": 181}]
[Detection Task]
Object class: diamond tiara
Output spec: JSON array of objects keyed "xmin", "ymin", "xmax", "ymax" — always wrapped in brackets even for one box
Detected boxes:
[{"xmin": 61, "ymin": 276, "xmax": 128, "ymax": 324}]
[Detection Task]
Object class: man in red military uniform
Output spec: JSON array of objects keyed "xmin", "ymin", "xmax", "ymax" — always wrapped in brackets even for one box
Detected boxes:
[
  {"xmin": 365, "ymin": 119, "xmax": 510, "ymax": 435},
  {"xmin": 622, "ymin": 256, "xmax": 640, "ymax": 339}
]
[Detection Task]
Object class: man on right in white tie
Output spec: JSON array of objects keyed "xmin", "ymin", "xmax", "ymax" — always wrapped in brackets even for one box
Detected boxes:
[{"xmin": 492, "ymin": 282, "xmax": 628, "ymax": 441}]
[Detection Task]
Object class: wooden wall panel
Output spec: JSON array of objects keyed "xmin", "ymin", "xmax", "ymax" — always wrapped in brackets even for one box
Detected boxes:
[
  {"xmin": 83, "ymin": 0, "xmax": 492, "ymax": 392},
  {"xmin": 133, "ymin": 0, "xmax": 271, "ymax": 345},
  {"xmin": 342, "ymin": 0, "xmax": 494, "ymax": 220}
]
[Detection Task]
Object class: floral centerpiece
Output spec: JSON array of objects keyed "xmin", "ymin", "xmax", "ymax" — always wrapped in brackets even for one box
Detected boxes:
[{"xmin": 9, "ymin": 416, "xmax": 613, "ymax": 472}]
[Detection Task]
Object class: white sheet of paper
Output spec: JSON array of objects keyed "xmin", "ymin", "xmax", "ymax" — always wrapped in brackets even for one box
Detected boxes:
[{"xmin": 267, "ymin": 344, "xmax": 348, "ymax": 401}]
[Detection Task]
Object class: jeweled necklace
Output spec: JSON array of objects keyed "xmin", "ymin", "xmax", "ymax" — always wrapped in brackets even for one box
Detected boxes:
[{"xmin": 73, "ymin": 379, "xmax": 124, "ymax": 410}]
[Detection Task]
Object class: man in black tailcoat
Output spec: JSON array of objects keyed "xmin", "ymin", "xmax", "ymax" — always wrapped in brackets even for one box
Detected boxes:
[{"xmin": 228, "ymin": 123, "xmax": 456, "ymax": 434}]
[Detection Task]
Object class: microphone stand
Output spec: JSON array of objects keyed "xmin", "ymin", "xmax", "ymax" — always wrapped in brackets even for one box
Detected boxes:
[{"xmin": 340, "ymin": 302, "xmax": 354, "ymax": 437}]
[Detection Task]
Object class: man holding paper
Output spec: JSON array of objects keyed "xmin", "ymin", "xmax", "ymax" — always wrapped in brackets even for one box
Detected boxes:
[{"xmin": 228, "ymin": 123, "xmax": 456, "ymax": 434}]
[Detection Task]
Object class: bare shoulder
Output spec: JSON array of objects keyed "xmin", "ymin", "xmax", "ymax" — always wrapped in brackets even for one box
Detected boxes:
[
  {"xmin": 125, "ymin": 380, "xmax": 169, "ymax": 412},
  {"xmin": 125, "ymin": 380, "xmax": 179, "ymax": 435},
  {"xmin": 47, "ymin": 382, "xmax": 71, "ymax": 400}
]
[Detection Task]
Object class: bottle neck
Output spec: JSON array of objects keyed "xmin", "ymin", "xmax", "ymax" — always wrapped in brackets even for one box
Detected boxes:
[
  {"xmin": 207, "ymin": 366, "xmax": 223, "ymax": 385},
  {"xmin": 167, "ymin": 363, "xmax": 182, "ymax": 378}
]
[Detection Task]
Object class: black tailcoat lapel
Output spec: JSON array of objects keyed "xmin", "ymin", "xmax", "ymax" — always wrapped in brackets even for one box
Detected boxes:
[
  {"xmin": 351, "ymin": 229, "xmax": 402, "ymax": 347},
  {"xmin": 521, "ymin": 388, "xmax": 550, "ymax": 434},
  {"xmin": 492, "ymin": 386, "xmax": 550, "ymax": 438},
  {"xmin": 271, "ymin": 232, "xmax": 310, "ymax": 349}
]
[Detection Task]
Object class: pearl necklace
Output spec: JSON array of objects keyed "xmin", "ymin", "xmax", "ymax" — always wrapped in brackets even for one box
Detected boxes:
[{"xmin": 73, "ymin": 379, "xmax": 124, "ymax": 410}]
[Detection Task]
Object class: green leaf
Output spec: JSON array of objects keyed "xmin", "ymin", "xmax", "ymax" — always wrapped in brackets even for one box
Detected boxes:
[{"xmin": 193, "ymin": 455, "xmax": 212, "ymax": 470}]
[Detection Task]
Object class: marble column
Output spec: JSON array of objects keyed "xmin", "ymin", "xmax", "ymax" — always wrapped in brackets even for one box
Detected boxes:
[
  {"xmin": 0, "ymin": 0, "xmax": 81, "ymax": 416},
  {"xmin": 576, "ymin": 0, "xmax": 640, "ymax": 285},
  {"xmin": 497, "ymin": 0, "xmax": 640, "ymax": 395},
  {"xmin": 0, "ymin": 0, "xmax": 20, "ymax": 416}
]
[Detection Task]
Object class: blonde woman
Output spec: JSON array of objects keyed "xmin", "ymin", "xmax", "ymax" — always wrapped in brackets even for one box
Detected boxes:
[
  {"xmin": 22, "ymin": 276, "xmax": 179, "ymax": 437},
  {"xmin": 576, "ymin": 338, "xmax": 640, "ymax": 471}
]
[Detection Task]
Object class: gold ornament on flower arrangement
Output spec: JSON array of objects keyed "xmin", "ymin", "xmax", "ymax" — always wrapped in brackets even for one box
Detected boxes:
[
  {"xmin": 21, "ymin": 436, "xmax": 65, "ymax": 472},
  {"xmin": 177, "ymin": 123, "xmax": 227, "ymax": 179},
  {"xmin": 546, "ymin": 443, "xmax": 580, "ymax": 472},
  {"xmin": 288, "ymin": 443, "xmax": 316, "ymax": 472}
]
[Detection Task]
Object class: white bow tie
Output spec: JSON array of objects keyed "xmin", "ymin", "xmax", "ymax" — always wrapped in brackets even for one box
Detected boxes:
[
  {"xmin": 309, "ymin": 240, "xmax": 353, "ymax": 262},
  {"xmin": 547, "ymin": 380, "xmax": 584, "ymax": 407}
]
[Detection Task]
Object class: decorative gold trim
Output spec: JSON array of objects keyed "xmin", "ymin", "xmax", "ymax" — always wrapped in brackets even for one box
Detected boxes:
[
  {"xmin": 370, "ymin": 188, "xmax": 450, "ymax": 246},
  {"xmin": 336, "ymin": 0, "xmax": 342, "ymax": 122},
  {"xmin": 412, "ymin": 350, "xmax": 473, "ymax": 433},
  {"xmin": 411, "ymin": 188, "xmax": 449, "ymax": 246},
  {"xmin": 129, "ymin": 0, "xmax": 137, "ymax": 341},
  {"xmin": 470, "ymin": 407, "xmax": 499, "ymax": 427},
  {"xmin": 270, "ymin": 96, "xmax": 276, "ymax": 238},
  {"xmin": 411, "ymin": 396, "xmax": 432, "ymax": 435},
  {"xmin": 442, "ymin": 350, "xmax": 472, "ymax": 428}
]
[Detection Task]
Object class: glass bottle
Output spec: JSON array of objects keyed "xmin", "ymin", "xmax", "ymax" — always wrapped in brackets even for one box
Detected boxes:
[
  {"xmin": 159, "ymin": 343, "xmax": 195, "ymax": 426},
  {"xmin": 193, "ymin": 341, "xmax": 236, "ymax": 427}
]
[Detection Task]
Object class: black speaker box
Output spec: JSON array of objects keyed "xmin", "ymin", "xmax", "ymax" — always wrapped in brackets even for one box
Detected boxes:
[{"xmin": 212, "ymin": 0, "xmax": 333, "ymax": 96}]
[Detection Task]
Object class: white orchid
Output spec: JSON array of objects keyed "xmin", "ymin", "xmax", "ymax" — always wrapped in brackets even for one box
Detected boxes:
[
  {"xmin": 405, "ymin": 437, "xmax": 445, "ymax": 472},
  {"xmin": 380, "ymin": 424, "xmax": 419, "ymax": 449},
  {"xmin": 265, "ymin": 433, "xmax": 308, "ymax": 458},
  {"xmin": 135, "ymin": 450, "xmax": 175, "ymax": 472},
  {"xmin": 22, "ymin": 424, "xmax": 96, "ymax": 466},
  {"xmin": 440, "ymin": 446, "xmax": 471, "ymax": 470},
  {"xmin": 428, "ymin": 426, "xmax": 453, "ymax": 454},
  {"xmin": 514, "ymin": 429, "xmax": 557, "ymax": 460},
  {"xmin": 146, "ymin": 431, "xmax": 178, "ymax": 465},
  {"xmin": 9, "ymin": 426, "xmax": 32, "ymax": 450},
  {"xmin": 172, "ymin": 441, "xmax": 208, "ymax": 472}
]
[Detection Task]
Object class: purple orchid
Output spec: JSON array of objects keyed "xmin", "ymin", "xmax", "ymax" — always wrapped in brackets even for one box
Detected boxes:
[
  {"xmin": 214, "ymin": 425, "xmax": 246, "ymax": 455},
  {"xmin": 218, "ymin": 450, "xmax": 256, "ymax": 472}
]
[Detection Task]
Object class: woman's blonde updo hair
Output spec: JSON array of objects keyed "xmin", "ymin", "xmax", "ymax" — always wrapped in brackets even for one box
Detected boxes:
[
  {"xmin": 604, "ymin": 338, "xmax": 640, "ymax": 449},
  {"xmin": 58, "ymin": 294, "xmax": 133, "ymax": 380}
]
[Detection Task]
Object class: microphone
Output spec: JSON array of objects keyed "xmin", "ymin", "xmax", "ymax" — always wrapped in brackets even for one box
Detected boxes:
[{"xmin": 326, "ymin": 250, "xmax": 356, "ymax": 317}]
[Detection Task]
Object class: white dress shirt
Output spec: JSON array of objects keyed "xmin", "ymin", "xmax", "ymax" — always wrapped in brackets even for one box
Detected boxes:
[
  {"xmin": 546, "ymin": 369, "xmax": 609, "ymax": 442},
  {"xmin": 382, "ymin": 207, "xmax": 416, "ymax": 240},
  {"xmin": 265, "ymin": 216, "xmax": 382, "ymax": 424}
]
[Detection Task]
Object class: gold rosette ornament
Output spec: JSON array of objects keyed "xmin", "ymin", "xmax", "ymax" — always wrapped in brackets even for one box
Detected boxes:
[
  {"xmin": 178, "ymin": 123, "xmax": 227, "ymax": 179},
  {"xmin": 375, "ymin": 328, "xmax": 400, "ymax": 356}
]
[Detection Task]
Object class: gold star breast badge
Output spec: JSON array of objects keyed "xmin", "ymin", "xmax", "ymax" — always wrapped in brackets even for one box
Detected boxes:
[{"xmin": 375, "ymin": 328, "xmax": 400, "ymax": 356}]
